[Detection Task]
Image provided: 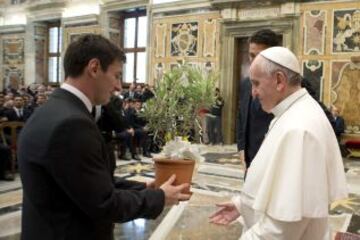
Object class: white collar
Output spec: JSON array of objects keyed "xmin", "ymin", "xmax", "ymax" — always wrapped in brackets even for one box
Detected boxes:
[
  {"xmin": 61, "ymin": 83, "xmax": 92, "ymax": 113},
  {"xmin": 271, "ymin": 88, "xmax": 307, "ymax": 117}
]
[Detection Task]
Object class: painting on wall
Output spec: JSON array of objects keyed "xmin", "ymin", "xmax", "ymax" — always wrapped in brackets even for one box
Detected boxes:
[
  {"xmin": 170, "ymin": 22, "xmax": 198, "ymax": 57},
  {"xmin": 333, "ymin": 9, "xmax": 360, "ymax": 53},
  {"xmin": 331, "ymin": 60, "xmax": 360, "ymax": 132},
  {"xmin": 64, "ymin": 25, "xmax": 102, "ymax": 51},
  {"xmin": 203, "ymin": 19, "xmax": 217, "ymax": 57},
  {"xmin": 3, "ymin": 38, "xmax": 24, "ymax": 65},
  {"xmin": 304, "ymin": 10, "xmax": 326, "ymax": 55},
  {"xmin": 303, "ymin": 60, "xmax": 324, "ymax": 101},
  {"xmin": 35, "ymin": 38, "xmax": 46, "ymax": 83},
  {"xmin": 154, "ymin": 23, "xmax": 167, "ymax": 58},
  {"xmin": 2, "ymin": 66, "xmax": 23, "ymax": 89}
]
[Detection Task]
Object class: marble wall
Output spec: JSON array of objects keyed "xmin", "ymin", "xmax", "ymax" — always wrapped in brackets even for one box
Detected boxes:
[
  {"xmin": 63, "ymin": 24, "xmax": 102, "ymax": 51},
  {"xmin": 107, "ymin": 14, "xmax": 122, "ymax": 48},
  {"xmin": 0, "ymin": 0, "xmax": 359, "ymax": 138},
  {"xmin": 149, "ymin": 12, "xmax": 220, "ymax": 85},
  {"xmin": 1, "ymin": 33, "xmax": 25, "ymax": 90},
  {"xmin": 300, "ymin": 0, "xmax": 360, "ymax": 133},
  {"xmin": 34, "ymin": 24, "xmax": 47, "ymax": 83}
]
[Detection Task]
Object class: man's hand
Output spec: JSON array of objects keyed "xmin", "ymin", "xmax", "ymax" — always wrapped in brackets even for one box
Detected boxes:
[
  {"xmin": 209, "ymin": 202, "xmax": 240, "ymax": 225},
  {"xmin": 160, "ymin": 174, "xmax": 191, "ymax": 205}
]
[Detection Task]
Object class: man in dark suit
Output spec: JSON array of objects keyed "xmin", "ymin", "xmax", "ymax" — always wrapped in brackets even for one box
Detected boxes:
[
  {"xmin": 331, "ymin": 105, "xmax": 345, "ymax": 141},
  {"xmin": 123, "ymin": 83, "xmax": 141, "ymax": 100},
  {"xmin": 96, "ymin": 92, "xmax": 134, "ymax": 169},
  {"xmin": 141, "ymin": 84, "xmax": 155, "ymax": 102},
  {"xmin": 236, "ymin": 30, "xmax": 279, "ymax": 176},
  {"xmin": 18, "ymin": 34, "xmax": 190, "ymax": 240},
  {"xmin": 4, "ymin": 95, "xmax": 32, "ymax": 122}
]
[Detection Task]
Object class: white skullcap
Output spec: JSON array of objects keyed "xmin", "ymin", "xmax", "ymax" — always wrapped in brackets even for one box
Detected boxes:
[{"xmin": 259, "ymin": 46, "xmax": 301, "ymax": 74}]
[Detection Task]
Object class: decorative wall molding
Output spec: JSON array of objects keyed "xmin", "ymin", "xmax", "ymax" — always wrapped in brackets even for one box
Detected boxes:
[
  {"xmin": 303, "ymin": 10, "xmax": 326, "ymax": 55},
  {"xmin": 154, "ymin": 23, "xmax": 167, "ymax": 58},
  {"xmin": 238, "ymin": 7, "xmax": 281, "ymax": 20},
  {"xmin": 220, "ymin": 3, "xmax": 299, "ymax": 22},
  {"xmin": 62, "ymin": 14, "xmax": 98, "ymax": 26},
  {"xmin": 102, "ymin": 0, "xmax": 148, "ymax": 12},
  {"xmin": 26, "ymin": 8, "xmax": 63, "ymax": 22},
  {"xmin": 0, "ymin": 24, "xmax": 25, "ymax": 33},
  {"xmin": 63, "ymin": 25, "xmax": 101, "ymax": 50},
  {"xmin": 151, "ymin": 0, "xmax": 211, "ymax": 15},
  {"xmin": 203, "ymin": 18, "xmax": 216, "ymax": 57}
]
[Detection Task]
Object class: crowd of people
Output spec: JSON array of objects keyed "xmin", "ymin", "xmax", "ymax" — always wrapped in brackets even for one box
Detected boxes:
[{"xmin": 0, "ymin": 81, "xmax": 156, "ymax": 181}]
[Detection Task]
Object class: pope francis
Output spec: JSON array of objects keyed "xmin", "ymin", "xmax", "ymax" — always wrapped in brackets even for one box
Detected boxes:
[{"xmin": 209, "ymin": 47, "xmax": 348, "ymax": 240}]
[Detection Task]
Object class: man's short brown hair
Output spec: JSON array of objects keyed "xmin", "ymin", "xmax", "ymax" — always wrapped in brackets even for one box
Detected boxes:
[{"xmin": 64, "ymin": 34, "xmax": 126, "ymax": 79}]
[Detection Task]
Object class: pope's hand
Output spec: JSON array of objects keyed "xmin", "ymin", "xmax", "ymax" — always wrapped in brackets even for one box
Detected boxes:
[
  {"xmin": 160, "ymin": 174, "xmax": 191, "ymax": 205},
  {"xmin": 209, "ymin": 202, "xmax": 240, "ymax": 225}
]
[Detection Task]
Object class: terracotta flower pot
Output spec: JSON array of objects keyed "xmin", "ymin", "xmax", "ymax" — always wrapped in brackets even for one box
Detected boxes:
[{"xmin": 153, "ymin": 158, "xmax": 195, "ymax": 194}]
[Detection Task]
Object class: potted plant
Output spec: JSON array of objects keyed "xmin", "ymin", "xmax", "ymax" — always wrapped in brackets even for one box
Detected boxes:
[{"xmin": 140, "ymin": 63, "xmax": 218, "ymax": 193}]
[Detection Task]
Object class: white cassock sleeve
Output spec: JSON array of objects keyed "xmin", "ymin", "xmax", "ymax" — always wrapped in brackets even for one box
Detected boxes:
[{"xmin": 240, "ymin": 214, "xmax": 310, "ymax": 240}]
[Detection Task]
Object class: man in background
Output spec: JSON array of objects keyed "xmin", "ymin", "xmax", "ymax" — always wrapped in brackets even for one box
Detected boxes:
[{"xmin": 237, "ymin": 29, "xmax": 278, "ymax": 176}]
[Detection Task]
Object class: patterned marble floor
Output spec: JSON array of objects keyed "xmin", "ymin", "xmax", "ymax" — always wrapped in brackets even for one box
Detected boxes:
[{"xmin": 0, "ymin": 144, "xmax": 359, "ymax": 239}]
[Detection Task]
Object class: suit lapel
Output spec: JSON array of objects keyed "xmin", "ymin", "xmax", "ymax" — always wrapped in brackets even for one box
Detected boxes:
[{"xmin": 51, "ymin": 88, "xmax": 93, "ymax": 120}]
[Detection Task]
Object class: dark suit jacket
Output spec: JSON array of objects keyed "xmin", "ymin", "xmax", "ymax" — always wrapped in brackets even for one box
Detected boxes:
[
  {"xmin": 18, "ymin": 88, "xmax": 165, "ymax": 240},
  {"xmin": 125, "ymin": 108, "xmax": 146, "ymax": 129},
  {"xmin": 97, "ymin": 96, "xmax": 130, "ymax": 138},
  {"xmin": 123, "ymin": 91, "xmax": 142, "ymax": 100},
  {"xmin": 4, "ymin": 107, "xmax": 32, "ymax": 122},
  {"xmin": 236, "ymin": 77, "xmax": 273, "ymax": 168},
  {"xmin": 334, "ymin": 116, "xmax": 345, "ymax": 137},
  {"xmin": 141, "ymin": 89, "xmax": 154, "ymax": 102}
]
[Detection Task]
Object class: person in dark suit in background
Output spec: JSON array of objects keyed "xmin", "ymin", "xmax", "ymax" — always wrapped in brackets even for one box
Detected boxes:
[
  {"xmin": 141, "ymin": 84, "xmax": 155, "ymax": 102},
  {"xmin": 331, "ymin": 105, "xmax": 345, "ymax": 141},
  {"xmin": 96, "ymin": 90, "xmax": 130, "ymax": 173},
  {"xmin": 4, "ymin": 95, "xmax": 32, "ymax": 122},
  {"xmin": 18, "ymin": 34, "xmax": 190, "ymax": 240},
  {"xmin": 123, "ymin": 83, "xmax": 141, "ymax": 100},
  {"xmin": 236, "ymin": 29, "xmax": 279, "ymax": 178}
]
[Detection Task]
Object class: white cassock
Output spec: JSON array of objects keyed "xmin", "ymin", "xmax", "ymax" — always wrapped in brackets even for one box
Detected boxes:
[{"xmin": 232, "ymin": 88, "xmax": 348, "ymax": 240}]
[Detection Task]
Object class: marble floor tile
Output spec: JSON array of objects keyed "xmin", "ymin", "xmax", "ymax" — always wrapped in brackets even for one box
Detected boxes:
[
  {"xmin": 0, "ymin": 144, "xmax": 359, "ymax": 239},
  {"xmin": 0, "ymin": 211, "xmax": 21, "ymax": 239},
  {"xmin": 0, "ymin": 190, "xmax": 22, "ymax": 209},
  {"xmin": 164, "ymin": 190, "xmax": 242, "ymax": 240}
]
